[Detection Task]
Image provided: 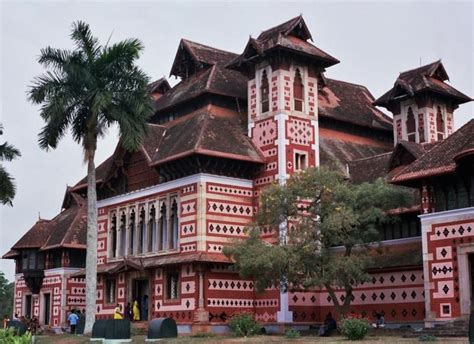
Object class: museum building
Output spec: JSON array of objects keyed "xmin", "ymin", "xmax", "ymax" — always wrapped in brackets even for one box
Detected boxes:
[{"xmin": 3, "ymin": 15, "xmax": 473, "ymax": 332}]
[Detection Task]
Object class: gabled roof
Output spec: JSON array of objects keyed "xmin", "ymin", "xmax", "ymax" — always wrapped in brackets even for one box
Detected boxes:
[
  {"xmin": 70, "ymin": 154, "xmax": 115, "ymax": 193},
  {"xmin": 7, "ymin": 219, "xmax": 52, "ymax": 251},
  {"xmin": 170, "ymin": 39, "xmax": 238, "ymax": 79},
  {"xmin": 348, "ymin": 141, "xmax": 436, "ymax": 184},
  {"xmin": 154, "ymin": 64, "xmax": 247, "ymax": 113},
  {"xmin": 228, "ymin": 15, "xmax": 339, "ymax": 70},
  {"xmin": 148, "ymin": 105, "xmax": 265, "ymax": 166},
  {"xmin": 392, "ymin": 119, "xmax": 474, "ymax": 183},
  {"xmin": 257, "ymin": 15, "xmax": 313, "ymax": 42},
  {"xmin": 3, "ymin": 192, "xmax": 87, "ymax": 258},
  {"xmin": 148, "ymin": 78, "xmax": 171, "ymax": 94},
  {"xmin": 374, "ymin": 60, "xmax": 472, "ymax": 107},
  {"xmin": 41, "ymin": 193, "xmax": 87, "ymax": 250},
  {"xmin": 319, "ymin": 78, "xmax": 393, "ymax": 131}
]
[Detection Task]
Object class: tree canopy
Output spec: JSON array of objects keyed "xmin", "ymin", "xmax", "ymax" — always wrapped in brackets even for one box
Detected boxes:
[
  {"xmin": 0, "ymin": 123, "xmax": 21, "ymax": 206},
  {"xmin": 28, "ymin": 21, "xmax": 153, "ymax": 333},
  {"xmin": 224, "ymin": 167, "xmax": 412, "ymax": 316}
]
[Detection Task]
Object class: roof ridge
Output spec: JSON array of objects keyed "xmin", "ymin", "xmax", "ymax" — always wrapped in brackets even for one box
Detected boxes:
[
  {"xmin": 399, "ymin": 60, "xmax": 441, "ymax": 76},
  {"xmin": 181, "ymin": 38, "xmax": 238, "ymax": 56},
  {"xmin": 205, "ymin": 64, "xmax": 217, "ymax": 90},
  {"xmin": 193, "ymin": 105, "xmax": 212, "ymax": 151}
]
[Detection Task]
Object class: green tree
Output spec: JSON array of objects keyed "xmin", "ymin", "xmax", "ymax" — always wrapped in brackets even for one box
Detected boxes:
[
  {"xmin": 28, "ymin": 21, "xmax": 153, "ymax": 333},
  {"xmin": 0, "ymin": 272, "xmax": 14, "ymax": 318},
  {"xmin": 0, "ymin": 124, "xmax": 21, "ymax": 206},
  {"xmin": 224, "ymin": 167, "xmax": 411, "ymax": 316}
]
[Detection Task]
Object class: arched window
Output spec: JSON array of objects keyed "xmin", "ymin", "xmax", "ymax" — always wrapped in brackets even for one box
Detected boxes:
[
  {"xmin": 129, "ymin": 209, "xmax": 136, "ymax": 255},
  {"xmin": 406, "ymin": 107, "xmax": 416, "ymax": 142},
  {"xmin": 436, "ymin": 106, "xmax": 445, "ymax": 140},
  {"xmin": 148, "ymin": 205, "xmax": 156, "ymax": 252},
  {"xmin": 138, "ymin": 208, "xmax": 145, "ymax": 254},
  {"xmin": 110, "ymin": 214, "xmax": 117, "ymax": 258},
  {"xmin": 119, "ymin": 212, "xmax": 126, "ymax": 257},
  {"xmin": 260, "ymin": 70, "xmax": 269, "ymax": 113},
  {"xmin": 159, "ymin": 202, "xmax": 167, "ymax": 250},
  {"xmin": 293, "ymin": 68, "xmax": 304, "ymax": 111},
  {"xmin": 170, "ymin": 199, "xmax": 179, "ymax": 250},
  {"xmin": 418, "ymin": 113, "xmax": 425, "ymax": 143}
]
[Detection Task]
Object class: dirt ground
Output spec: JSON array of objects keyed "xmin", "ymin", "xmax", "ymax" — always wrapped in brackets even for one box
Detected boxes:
[{"xmin": 34, "ymin": 334, "xmax": 469, "ymax": 344}]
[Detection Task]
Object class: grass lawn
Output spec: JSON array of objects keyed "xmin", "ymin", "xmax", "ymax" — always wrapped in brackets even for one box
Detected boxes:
[{"xmin": 34, "ymin": 334, "xmax": 469, "ymax": 343}]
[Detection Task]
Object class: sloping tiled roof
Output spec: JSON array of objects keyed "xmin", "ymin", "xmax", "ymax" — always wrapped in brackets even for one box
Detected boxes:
[
  {"xmin": 72, "ymin": 155, "xmax": 115, "ymax": 191},
  {"xmin": 148, "ymin": 78, "xmax": 171, "ymax": 94},
  {"xmin": 319, "ymin": 78, "xmax": 393, "ymax": 131},
  {"xmin": 4, "ymin": 193, "xmax": 87, "ymax": 257},
  {"xmin": 392, "ymin": 119, "xmax": 474, "ymax": 183},
  {"xmin": 374, "ymin": 60, "xmax": 472, "ymax": 107},
  {"xmin": 41, "ymin": 193, "xmax": 87, "ymax": 250},
  {"xmin": 154, "ymin": 64, "xmax": 247, "ymax": 112},
  {"xmin": 149, "ymin": 105, "xmax": 265, "ymax": 166},
  {"xmin": 348, "ymin": 141, "xmax": 436, "ymax": 184},
  {"xmin": 8, "ymin": 219, "xmax": 52, "ymax": 250},
  {"xmin": 228, "ymin": 15, "xmax": 339, "ymax": 70},
  {"xmin": 319, "ymin": 137, "xmax": 391, "ymax": 169},
  {"xmin": 170, "ymin": 39, "xmax": 239, "ymax": 79}
]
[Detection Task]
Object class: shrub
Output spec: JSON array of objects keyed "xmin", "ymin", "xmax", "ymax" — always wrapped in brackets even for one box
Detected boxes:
[
  {"xmin": 419, "ymin": 335, "xmax": 437, "ymax": 342},
  {"xmin": 0, "ymin": 328, "xmax": 32, "ymax": 344},
  {"xmin": 228, "ymin": 313, "xmax": 260, "ymax": 337},
  {"xmin": 340, "ymin": 316, "xmax": 370, "ymax": 340},
  {"xmin": 285, "ymin": 329, "xmax": 301, "ymax": 339}
]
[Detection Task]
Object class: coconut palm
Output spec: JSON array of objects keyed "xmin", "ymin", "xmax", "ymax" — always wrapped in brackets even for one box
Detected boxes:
[
  {"xmin": 28, "ymin": 21, "xmax": 153, "ymax": 333},
  {"xmin": 0, "ymin": 123, "xmax": 21, "ymax": 206}
]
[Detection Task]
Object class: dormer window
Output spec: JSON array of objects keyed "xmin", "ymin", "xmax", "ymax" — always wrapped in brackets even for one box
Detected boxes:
[
  {"xmin": 406, "ymin": 107, "xmax": 416, "ymax": 142},
  {"xmin": 293, "ymin": 68, "xmax": 304, "ymax": 112},
  {"xmin": 436, "ymin": 106, "xmax": 445, "ymax": 140},
  {"xmin": 260, "ymin": 70, "xmax": 269, "ymax": 113}
]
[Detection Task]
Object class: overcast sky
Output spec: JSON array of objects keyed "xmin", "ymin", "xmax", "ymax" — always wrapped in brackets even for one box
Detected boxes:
[{"xmin": 0, "ymin": 1, "xmax": 472, "ymax": 281}]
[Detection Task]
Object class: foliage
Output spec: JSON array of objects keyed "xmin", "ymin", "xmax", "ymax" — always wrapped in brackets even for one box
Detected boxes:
[
  {"xmin": 0, "ymin": 272, "xmax": 14, "ymax": 318},
  {"xmin": 225, "ymin": 167, "xmax": 412, "ymax": 316},
  {"xmin": 28, "ymin": 20, "xmax": 153, "ymax": 334},
  {"xmin": 0, "ymin": 123, "xmax": 21, "ymax": 206},
  {"xmin": 228, "ymin": 313, "xmax": 260, "ymax": 337},
  {"xmin": 418, "ymin": 335, "xmax": 437, "ymax": 342},
  {"xmin": 0, "ymin": 328, "xmax": 32, "ymax": 344},
  {"xmin": 285, "ymin": 329, "xmax": 301, "ymax": 339},
  {"xmin": 340, "ymin": 316, "xmax": 370, "ymax": 340}
]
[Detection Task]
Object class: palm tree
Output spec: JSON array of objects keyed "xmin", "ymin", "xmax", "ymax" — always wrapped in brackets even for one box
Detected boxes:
[
  {"xmin": 0, "ymin": 123, "xmax": 21, "ymax": 206},
  {"xmin": 28, "ymin": 21, "xmax": 153, "ymax": 334}
]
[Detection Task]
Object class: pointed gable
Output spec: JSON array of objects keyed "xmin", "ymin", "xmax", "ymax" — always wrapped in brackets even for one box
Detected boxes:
[
  {"xmin": 170, "ymin": 39, "xmax": 238, "ymax": 79},
  {"xmin": 228, "ymin": 15, "xmax": 339, "ymax": 71},
  {"xmin": 374, "ymin": 61, "xmax": 472, "ymax": 107}
]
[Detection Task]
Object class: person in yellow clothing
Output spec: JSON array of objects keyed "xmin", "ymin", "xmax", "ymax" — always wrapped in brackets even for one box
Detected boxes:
[
  {"xmin": 114, "ymin": 304, "xmax": 123, "ymax": 320},
  {"xmin": 132, "ymin": 300, "xmax": 140, "ymax": 321}
]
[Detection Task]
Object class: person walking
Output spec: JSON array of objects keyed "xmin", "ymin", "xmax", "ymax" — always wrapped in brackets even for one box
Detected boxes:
[{"xmin": 68, "ymin": 310, "xmax": 79, "ymax": 335}]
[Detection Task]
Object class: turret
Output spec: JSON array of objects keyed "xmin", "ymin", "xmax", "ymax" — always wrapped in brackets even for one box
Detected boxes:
[{"xmin": 374, "ymin": 61, "xmax": 471, "ymax": 145}]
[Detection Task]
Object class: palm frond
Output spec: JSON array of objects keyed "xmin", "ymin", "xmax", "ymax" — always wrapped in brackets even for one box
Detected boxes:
[
  {"xmin": 0, "ymin": 143, "xmax": 21, "ymax": 161},
  {"xmin": 38, "ymin": 46, "xmax": 72, "ymax": 70},
  {"xmin": 70, "ymin": 21, "xmax": 101, "ymax": 61},
  {"xmin": 0, "ymin": 165, "xmax": 16, "ymax": 206}
]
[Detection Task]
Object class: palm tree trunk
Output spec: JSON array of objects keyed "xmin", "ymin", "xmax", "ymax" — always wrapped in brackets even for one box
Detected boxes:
[{"xmin": 84, "ymin": 149, "xmax": 98, "ymax": 334}]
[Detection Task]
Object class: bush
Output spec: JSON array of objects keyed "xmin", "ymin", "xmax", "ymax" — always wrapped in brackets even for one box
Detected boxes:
[
  {"xmin": 0, "ymin": 328, "xmax": 32, "ymax": 344},
  {"xmin": 285, "ymin": 329, "xmax": 301, "ymax": 339},
  {"xmin": 228, "ymin": 313, "xmax": 260, "ymax": 337},
  {"xmin": 340, "ymin": 316, "xmax": 370, "ymax": 340}
]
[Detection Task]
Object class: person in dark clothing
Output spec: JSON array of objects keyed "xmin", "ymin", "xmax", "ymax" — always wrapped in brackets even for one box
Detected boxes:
[
  {"xmin": 124, "ymin": 302, "xmax": 132, "ymax": 320},
  {"xmin": 319, "ymin": 312, "xmax": 337, "ymax": 336}
]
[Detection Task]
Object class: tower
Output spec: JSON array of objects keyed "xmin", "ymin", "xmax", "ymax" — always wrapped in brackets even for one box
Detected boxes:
[
  {"xmin": 229, "ymin": 15, "xmax": 339, "ymax": 187},
  {"xmin": 374, "ymin": 61, "xmax": 471, "ymax": 145},
  {"xmin": 229, "ymin": 15, "xmax": 339, "ymax": 323}
]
